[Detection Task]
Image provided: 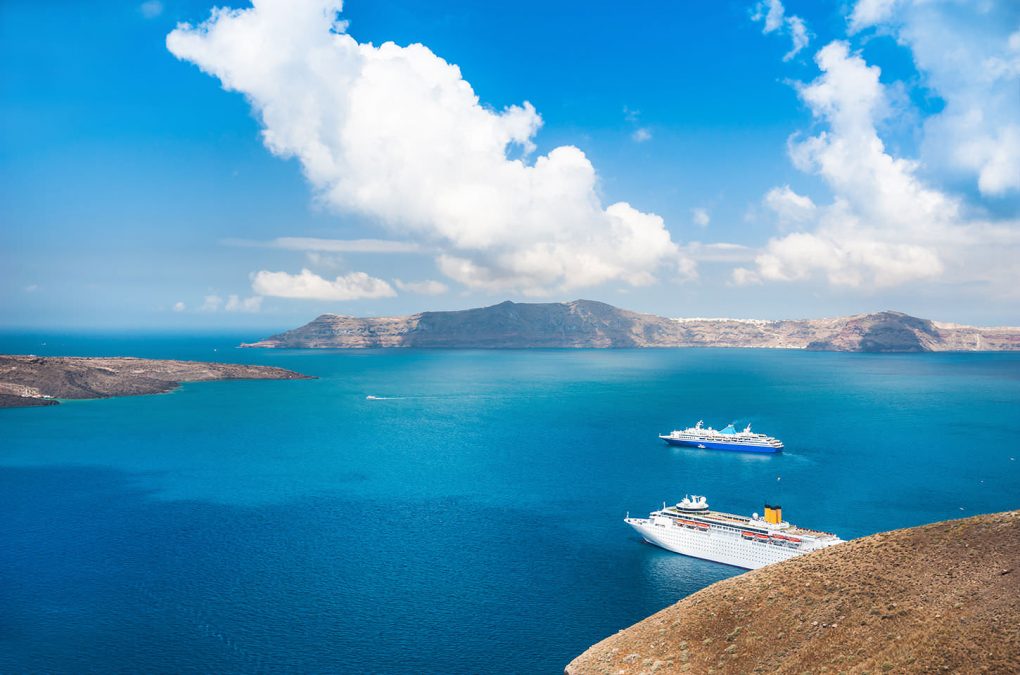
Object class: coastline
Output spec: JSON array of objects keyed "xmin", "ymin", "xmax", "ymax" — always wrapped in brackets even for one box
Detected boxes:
[{"xmin": 0, "ymin": 355, "xmax": 313, "ymax": 409}]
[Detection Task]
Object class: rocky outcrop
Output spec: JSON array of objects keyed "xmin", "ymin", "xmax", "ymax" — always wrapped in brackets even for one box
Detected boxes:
[
  {"xmin": 244, "ymin": 300, "xmax": 1020, "ymax": 352},
  {"xmin": 0, "ymin": 355, "xmax": 312, "ymax": 408},
  {"xmin": 566, "ymin": 510, "xmax": 1020, "ymax": 674}
]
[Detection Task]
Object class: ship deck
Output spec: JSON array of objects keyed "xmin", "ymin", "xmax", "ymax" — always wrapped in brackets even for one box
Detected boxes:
[{"xmin": 662, "ymin": 507, "xmax": 837, "ymax": 539}]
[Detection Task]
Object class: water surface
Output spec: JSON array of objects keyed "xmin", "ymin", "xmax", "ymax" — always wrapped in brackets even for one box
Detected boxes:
[{"xmin": 2, "ymin": 335, "xmax": 1018, "ymax": 672}]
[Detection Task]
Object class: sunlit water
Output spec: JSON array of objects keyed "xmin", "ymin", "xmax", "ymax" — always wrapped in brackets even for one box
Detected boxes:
[{"xmin": 2, "ymin": 333, "xmax": 1018, "ymax": 672}]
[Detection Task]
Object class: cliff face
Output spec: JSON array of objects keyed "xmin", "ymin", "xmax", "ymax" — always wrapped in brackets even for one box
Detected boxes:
[
  {"xmin": 0, "ymin": 356, "xmax": 312, "ymax": 408},
  {"xmin": 246, "ymin": 300, "xmax": 679, "ymax": 349},
  {"xmin": 566, "ymin": 510, "xmax": 1020, "ymax": 674},
  {"xmin": 244, "ymin": 300, "xmax": 1020, "ymax": 352}
]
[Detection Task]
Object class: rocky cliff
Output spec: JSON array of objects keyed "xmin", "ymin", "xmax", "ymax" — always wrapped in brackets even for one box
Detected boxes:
[
  {"xmin": 566, "ymin": 510, "xmax": 1020, "ymax": 674},
  {"xmin": 0, "ymin": 355, "xmax": 312, "ymax": 408},
  {"xmin": 244, "ymin": 301, "xmax": 1020, "ymax": 352}
]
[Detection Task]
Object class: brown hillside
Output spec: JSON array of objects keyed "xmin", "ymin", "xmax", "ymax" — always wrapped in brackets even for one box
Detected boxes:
[
  {"xmin": 0, "ymin": 355, "xmax": 311, "ymax": 408},
  {"xmin": 566, "ymin": 511, "xmax": 1020, "ymax": 674}
]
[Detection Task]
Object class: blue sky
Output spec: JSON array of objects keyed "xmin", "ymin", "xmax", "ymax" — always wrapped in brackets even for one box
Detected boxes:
[{"xmin": 2, "ymin": 0, "xmax": 1018, "ymax": 329}]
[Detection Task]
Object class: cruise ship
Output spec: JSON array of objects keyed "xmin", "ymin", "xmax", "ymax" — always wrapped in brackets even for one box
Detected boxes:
[
  {"xmin": 625, "ymin": 495, "xmax": 843, "ymax": 569},
  {"xmin": 659, "ymin": 421, "xmax": 783, "ymax": 453}
]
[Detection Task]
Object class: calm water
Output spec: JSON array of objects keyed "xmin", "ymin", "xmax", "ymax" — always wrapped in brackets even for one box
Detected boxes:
[{"xmin": 2, "ymin": 334, "xmax": 1019, "ymax": 672}]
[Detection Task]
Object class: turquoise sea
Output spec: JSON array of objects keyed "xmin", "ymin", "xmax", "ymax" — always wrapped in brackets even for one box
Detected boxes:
[{"xmin": 2, "ymin": 333, "xmax": 1019, "ymax": 672}]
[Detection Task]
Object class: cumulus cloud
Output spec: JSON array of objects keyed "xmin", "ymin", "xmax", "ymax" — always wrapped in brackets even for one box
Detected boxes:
[
  {"xmin": 747, "ymin": 41, "xmax": 1020, "ymax": 289},
  {"xmin": 168, "ymin": 0, "xmax": 690, "ymax": 295},
  {"xmin": 224, "ymin": 294, "xmax": 263, "ymax": 312},
  {"xmin": 394, "ymin": 279, "xmax": 449, "ymax": 295},
  {"xmin": 173, "ymin": 301, "xmax": 186, "ymax": 312},
  {"xmin": 753, "ymin": 0, "xmax": 811, "ymax": 61},
  {"xmin": 252, "ymin": 268, "xmax": 395, "ymax": 301},
  {"xmin": 849, "ymin": 0, "xmax": 1020, "ymax": 196},
  {"xmin": 200, "ymin": 295, "xmax": 223, "ymax": 312},
  {"xmin": 763, "ymin": 186, "xmax": 816, "ymax": 228},
  {"xmin": 692, "ymin": 207, "xmax": 711, "ymax": 227},
  {"xmin": 196, "ymin": 293, "xmax": 264, "ymax": 312},
  {"xmin": 848, "ymin": 0, "xmax": 900, "ymax": 33}
]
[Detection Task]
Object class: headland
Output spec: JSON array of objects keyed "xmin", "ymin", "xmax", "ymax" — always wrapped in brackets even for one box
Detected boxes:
[{"xmin": 0, "ymin": 355, "xmax": 312, "ymax": 409}]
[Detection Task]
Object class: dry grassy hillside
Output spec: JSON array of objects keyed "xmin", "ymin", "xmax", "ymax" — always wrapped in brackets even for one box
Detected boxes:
[{"xmin": 566, "ymin": 511, "xmax": 1020, "ymax": 674}]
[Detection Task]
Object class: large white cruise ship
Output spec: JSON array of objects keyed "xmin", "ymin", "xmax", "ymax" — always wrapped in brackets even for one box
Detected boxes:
[
  {"xmin": 659, "ymin": 421, "xmax": 783, "ymax": 453},
  {"xmin": 625, "ymin": 495, "xmax": 843, "ymax": 569}
]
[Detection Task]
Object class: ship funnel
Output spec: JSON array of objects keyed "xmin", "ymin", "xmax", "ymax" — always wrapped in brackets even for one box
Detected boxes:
[{"xmin": 764, "ymin": 504, "xmax": 783, "ymax": 525}]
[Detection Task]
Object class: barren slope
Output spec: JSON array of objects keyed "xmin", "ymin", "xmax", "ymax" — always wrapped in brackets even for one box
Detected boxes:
[{"xmin": 566, "ymin": 511, "xmax": 1020, "ymax": 674}]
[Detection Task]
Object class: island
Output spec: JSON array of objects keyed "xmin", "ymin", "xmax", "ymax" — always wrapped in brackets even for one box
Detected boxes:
[
  {"xmin": 243, "ymin": 299, "xmax": 1020, "ymax": 352},
  {"xmin": 0, "ymin": 355, "xmax": 312, "ymax": 409},
  {"xmin": 566, "ymin": 510, "xmax": 1019, "ymax": 674}
]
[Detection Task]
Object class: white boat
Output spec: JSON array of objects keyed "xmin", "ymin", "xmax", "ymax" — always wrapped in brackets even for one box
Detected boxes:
[
  {"xmin": 626, "ymin": 494, "xmax": 843, "ymax": 569},
  {"xmin": 659, "ymin": 421, "xmax": 784, "ymax": 453}
]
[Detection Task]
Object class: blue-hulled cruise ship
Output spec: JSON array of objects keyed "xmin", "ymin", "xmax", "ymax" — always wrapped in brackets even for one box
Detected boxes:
[{"xmin": 659, "ymin": 421, "xmax": 783, "ymax": 453}]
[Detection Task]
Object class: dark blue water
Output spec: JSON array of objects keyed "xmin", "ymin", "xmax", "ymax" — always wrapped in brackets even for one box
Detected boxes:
[{"xmin": 2, "ymin": 334, "xmax": 1019, "ymax": 672}]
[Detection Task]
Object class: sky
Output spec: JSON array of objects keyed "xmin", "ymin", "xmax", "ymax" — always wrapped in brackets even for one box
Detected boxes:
[{"xmin": 2, "ymin": 0, "xmax": 1018, "ymax": 330}]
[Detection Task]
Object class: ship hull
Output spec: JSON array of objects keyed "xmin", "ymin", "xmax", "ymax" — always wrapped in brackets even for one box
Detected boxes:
[
  {"xmin": 661, "ymin": 437, "xmax": 782, "ymax": 453},
  {"xmin": 626, "ymin": 517, "xmax": 807, "ymax": 570}
]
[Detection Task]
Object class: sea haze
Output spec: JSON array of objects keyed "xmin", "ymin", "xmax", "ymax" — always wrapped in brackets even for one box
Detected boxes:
[{"xmin": 2, "ymin": 334, "xmax": 1019, "ymax": 672}]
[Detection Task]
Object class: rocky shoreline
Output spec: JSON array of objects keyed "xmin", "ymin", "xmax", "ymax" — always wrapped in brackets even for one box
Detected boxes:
[
  {"xmin": 566, "ymin": 510, "xmax": 1020, "ymax": 674},
  {"xmin": 0, "ymin": 355, "xmax": 312, "ymax": 409}
]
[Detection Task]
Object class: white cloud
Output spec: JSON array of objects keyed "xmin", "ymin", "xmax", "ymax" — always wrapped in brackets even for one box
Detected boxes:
[
  {"xmin": 850, "ymin": 0, "xmax": 1020, "ymax": 196},
  {"xmin": 632, "ymin": 128, "xmax": 652, "ymax": 143},
  {"xmin": 304, "ymin": 251, "xmax": 346, "ymax": 270},
  {"xmin": 394, "ymin": 279, "xmax": 449, "ymax": 295},
  {"xmin": 224, "ymin": 236, "xmax": 422, "ymax": 253},
  {"xmin": 23, "ymin": 284, "xmax": 40, "ymax": 293},
  {"xmin": 139, "ymin": 1, "xmax": 163, "ymax": 19},
  {"xmin": 785, "ymin": 16, "xmax": 810, "ymax": 61},
  {"xmin": 754, "ymin": 0, "xmax": 786, "ymax": 33},
  {"xmin": 200, "ymin": 295, "xmax": 223, "ymax": 312},
  {"xmin": 692, "ymin": 207, "xmax": 710, "ymax": 227},
  {"xmin": 753, "ymin": 0, "xmax": 810, "ymax": 60},
  {"xmin": 251, "ymin": 268, "xmax": 395, "ymax": 301},
  {"xmin": 730, "ymin": 267, "xmax": 763, "ymax": 286},
  {"xmin": 848, "ymin": 0, "xmax": 900, "ymax": 33},
  {"xmin": 748, "ymin": 41, "xmax": 1020, "ymax": 289},
  {"xmin": 173, "ymin": 301, "xmax": 186, "ymax": 312},
  {"xmin": 685, "ymin": 242, "xmax": 756, "ymax": 263},
  {"xmin": 167, "ymin": 0, "xmax": 690, "ymax": 296},
  {"xmin": 763, "ymin": 186, "xmax": 816, "ymax": 227},
  {"xmin": 224, "ymin": 294, "xmax": 263, "ymax": 312}
]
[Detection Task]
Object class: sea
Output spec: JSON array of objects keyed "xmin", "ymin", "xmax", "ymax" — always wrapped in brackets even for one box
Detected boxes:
[{"xmin": 2, "ymin": 332, "xmax": 1019, "ymax": 673}]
